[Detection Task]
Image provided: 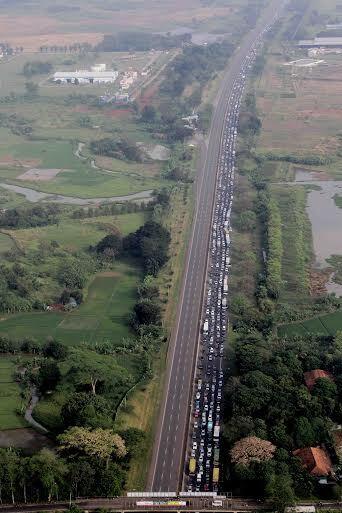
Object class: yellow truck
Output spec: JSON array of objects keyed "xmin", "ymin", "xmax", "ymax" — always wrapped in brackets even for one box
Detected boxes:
[
  {"xmin": 189, "ymin": 458, "xmax": 196, "ymax": 474},
  {"xmin": 213, "ymin": 467, "xmax": 219, "ymax": 483}
]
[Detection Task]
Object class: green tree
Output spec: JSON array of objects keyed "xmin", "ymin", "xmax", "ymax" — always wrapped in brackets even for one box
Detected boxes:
[
  {"xmin": 61, "ymin": 392, "xmax": 112, "ymax": 428},
  {"xmin": 29, "ymin": 449, "xmax": 67, "ymax": 502},
  {"xmin": 58, "ymin": 427, "xmax": 127, "ymax": 468},
  {"xmin": 24, "ymin": 81, "xmax": 39, "ymax": 97},
  {"xmin": 140, "ymin": 105, "xmax": 157, "ymax": 123},
  {"xmin": 132, "ymin": 299, "xmax": 161, "ymax": 327},
  {"xmin": 266, "ymin": 473, "xmax": 295, "ymax": 512},
  {"xmin": 58, "ymin": 259, "xmax": 86, "ymax": 289},
  {"xmin": 96, "ymin": 233, "xmax": 123, "ymax": 259},
  {"xmin": 43, "ymin": 339, "xmax": 68, "ymax": 360},
  {"xmin": 38, "ymin": 360, "xmax": 61, "ymax": 392}
]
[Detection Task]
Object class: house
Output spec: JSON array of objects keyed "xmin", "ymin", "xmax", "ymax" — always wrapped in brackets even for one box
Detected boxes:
[
  {"xmin": 304, "ymin": 369, "xmax": 333, "ymax": 391},
  {"xmin": 293, "ymin": 447, "xmax": 332, "ymax": 477},
  {"xmin": 53, "ymin": 69, "xmax": 118, "ymax": 84}
]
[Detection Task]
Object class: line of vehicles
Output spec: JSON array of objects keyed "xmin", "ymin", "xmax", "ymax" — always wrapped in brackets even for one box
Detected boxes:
[{"xmin": 186, "ymin": 16, "xmax": 281, "ymax": 493}]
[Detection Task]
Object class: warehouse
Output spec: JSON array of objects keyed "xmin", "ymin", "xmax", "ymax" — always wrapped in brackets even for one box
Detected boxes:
[
  {"xmin": 298, "ymin": 37, "xmax": 342, "ymax": 48},
  {"xmin": 53, "ymin": 70, "xmax": 118, "ymax": 84}
]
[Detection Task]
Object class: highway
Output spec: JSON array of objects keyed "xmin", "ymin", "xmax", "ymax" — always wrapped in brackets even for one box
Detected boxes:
[{"xmin": 147, "ymin": 0, "xmax": 286, "ymax": 493}]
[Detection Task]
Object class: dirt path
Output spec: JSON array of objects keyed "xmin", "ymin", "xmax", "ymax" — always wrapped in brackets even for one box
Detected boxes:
[{"xmin": 24, "ymin": 387, "xmax": 48, "ymax": 434}]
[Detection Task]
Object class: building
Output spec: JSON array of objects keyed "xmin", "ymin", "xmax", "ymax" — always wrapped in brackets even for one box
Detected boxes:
[
  {"xmin": 99, "ymin": 92, "xmax": 131, "ymax": 104},
  {"xmin": 293, "ymin": 447, "xmax": 332, "ymax": 477},
  {"xmin": 91, "ymin": 63, "xmax": 106, "ymax": 72},
  {"xmin": 53, "ymin": 69, "xmax": 118, "ymax": 84},
  {"xmin": 304, "ymin": 369, "xmax": 333, "ymax": 391},
  {"xmin": 298, "ymin": 37, "xmax": 342, "ymax": 48},
  {"xmin": 119, "ymin": 70, "xmax": 138, "ymax": 90}
]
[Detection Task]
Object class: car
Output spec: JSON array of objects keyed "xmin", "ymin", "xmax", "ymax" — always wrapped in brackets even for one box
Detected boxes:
[{"xmin": 192, "ymin": 442, "xmax": 197, "ymax": 450}]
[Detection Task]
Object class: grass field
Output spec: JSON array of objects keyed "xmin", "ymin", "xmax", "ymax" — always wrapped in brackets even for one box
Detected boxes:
[
  {"xmin": 0, "ymin": 262, "xmax": 140, "ymax": 345},
  {"xmin": 6, "ymin": 212, "xmax": 147, "ymax": 252},
  {"xmin": 0, "ymin": 356, "xmax": 28, "ymax": 430},
  {"xmin": 278, "ymin": 310, "xmax": 342, "ymax": 337},
  {"xmin": 0, "ymin": 139, "xmax": 161, "ymax": 198}
]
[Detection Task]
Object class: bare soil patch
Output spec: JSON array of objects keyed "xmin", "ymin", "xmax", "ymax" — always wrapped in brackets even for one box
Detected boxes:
[
  {"xmin": 309, "ymin": 268, "xmax": 332, "ymax": 296},
  {"xmin": 0, "ymin": 428, "xmax": 52, "ymax": 452},
  {"xmin": 105, "ymin": 109, "xmax": 133, "ymax": 119},
  {"xmin": 17, "ymin": 168, "xmax": 66, "ymax": 181},
  {"xmin": 0, "ymin": 156, "xmax": 41, "ymax": 168}
]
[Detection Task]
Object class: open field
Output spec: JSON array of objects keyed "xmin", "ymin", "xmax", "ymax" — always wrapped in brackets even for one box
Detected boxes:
[
  {"xmin": 0, "ymin": 264, "xmax": 140, "ymax": 345},
  {"xmin": 0, "ymin": 356, "xmax": 28, "ymax": 430},
  {"xmin": 256, "ymin": 52, "xmax": 342, "ymax": 178},
  {"xmin": 0, "ymin": 0, "xmax": 252, "ymax": 50}
]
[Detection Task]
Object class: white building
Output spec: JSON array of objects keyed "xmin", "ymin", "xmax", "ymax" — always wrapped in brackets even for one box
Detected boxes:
[
  {"xmin": 91, "ymin": 63, "xmax": 107, "ymax": 72},
  {"xmin": 53, "ymin": 69, "xmax": 118, "ymax": 84}
]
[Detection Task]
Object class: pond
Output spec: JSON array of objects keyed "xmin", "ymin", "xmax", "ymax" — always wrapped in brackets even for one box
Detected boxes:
[{"xmin": 295, "ymin": 169, "xmax": 342, "ymax": 295}]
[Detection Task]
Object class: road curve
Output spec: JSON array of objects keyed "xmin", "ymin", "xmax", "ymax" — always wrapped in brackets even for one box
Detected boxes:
[{"xmin": 147, "ymin": 0, "xmax": 286, "ymax": 493}]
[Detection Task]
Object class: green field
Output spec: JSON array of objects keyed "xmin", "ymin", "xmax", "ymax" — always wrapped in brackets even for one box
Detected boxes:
[
  {"xmin": 0, "ymin": 262, "xmax": 140, "ymax": 345},
  {"xmin": 7, "ymin": 212, "xmax": 146, "ymax": 252},
  {"xmin": 0, "ymin": 356, "xmax": 28, "ymax": 430},
  {"xmin": 278, "ymin": 310, "xmax": 342, "ymax": 337},
  {"xmin": 0, "ymin": 140, "xmax": 161, "ymax": 199}
]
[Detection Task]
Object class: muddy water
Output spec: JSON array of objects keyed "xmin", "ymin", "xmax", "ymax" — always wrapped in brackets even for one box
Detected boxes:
[
  {"xmin": 0, "ymin": 183, "xmax": 153, "ymax": 205},
  {"xmin": 295, "ymin": 170, "xmax": 342, "ymax": 295}
]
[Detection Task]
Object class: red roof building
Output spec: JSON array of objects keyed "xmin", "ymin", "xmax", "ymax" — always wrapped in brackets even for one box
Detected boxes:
[
  {"xmin": 304, "ymin": 369, "xmax": 333, "ymax": 391},
  {"xmin": 293, "ymin": 447, "xmax": 332, "ymax": 477}
]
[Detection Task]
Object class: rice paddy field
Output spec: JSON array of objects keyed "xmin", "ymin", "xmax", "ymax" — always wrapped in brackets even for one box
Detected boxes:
[
  {"xmin": 0, "ymin": 264, "xmax": 140, "ymax": 345},
  {"xmin": 0, "ymin": 356, "xmax": 28, "ymax": 430},
  {"xmin": 278, "ymin": 311, "xmax": 342, "ymax": 337}
]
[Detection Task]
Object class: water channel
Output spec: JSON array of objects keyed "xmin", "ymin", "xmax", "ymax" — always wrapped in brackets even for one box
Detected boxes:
[{"xmin": 0, "ymin": 182, "xmax": 153, "ymax": 205}]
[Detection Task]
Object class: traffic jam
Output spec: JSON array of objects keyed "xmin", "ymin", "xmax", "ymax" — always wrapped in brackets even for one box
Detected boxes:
[{"xmin": 186, "ymin": 21, "xmax": 277, "ymax": 493}]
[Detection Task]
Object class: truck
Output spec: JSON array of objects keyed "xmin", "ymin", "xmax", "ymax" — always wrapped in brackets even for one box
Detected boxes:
[
  {"xmin": 208, "ymin": 421, "xmax": 213, "ymax": 432},
  {"xmin": 203, "ymin": 320, "xmax": 209, "ymax": 333},
  {"xmin": 189, "ymin": 458, "xmax": 196, "ymax": 475},
  {"xmin": 214, "ymin": 425, "xmax": 220, "ymax": 438},
  {"xmin": 214, "ymin": 448, "xmax": 220, "ymax": 465},
  {"xmin": 213, "ymin": 467, "xmax": 219, "ymax": 483},
  {"xmin": 223, "ymin": 277, "xmax": 228, "ymax": 293},
  {"xmin": 222, "ymin": 297, "xmax": 227, "ymax": 308}
]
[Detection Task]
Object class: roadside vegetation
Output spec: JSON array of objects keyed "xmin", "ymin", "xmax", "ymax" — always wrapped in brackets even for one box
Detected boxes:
[{"xmin": 225, "ymin": 1, "xmax": 342, "ymax": 508}]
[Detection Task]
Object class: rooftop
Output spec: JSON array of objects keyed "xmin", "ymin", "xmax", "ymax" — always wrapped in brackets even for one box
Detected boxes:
[
  {"xmin": 53, "ymin": 70, "xmax": 118, "ymax": 79},
  {"xmin": 293, "ymin": 447, "xmax": 332, "ymax": 477},
  {"xmin": 304, "ymin": 369, "xmax": 333, "ymax": 390},
  {"xmin": 298, "ymin": 37, "xmax": 342, "ymax": 47}
]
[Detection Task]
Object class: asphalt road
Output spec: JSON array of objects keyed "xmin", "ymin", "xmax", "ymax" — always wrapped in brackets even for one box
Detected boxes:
[{"xmin": 147, "ymin": 0, "xmax": 286, "ymax": 494}]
